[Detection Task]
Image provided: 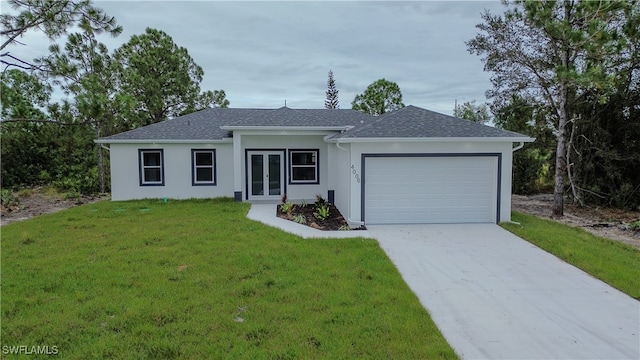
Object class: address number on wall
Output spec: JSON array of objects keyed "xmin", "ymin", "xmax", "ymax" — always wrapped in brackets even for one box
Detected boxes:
[{"xmin": 351, "ymin": 165, "xmax": 361, "ymax": 183}]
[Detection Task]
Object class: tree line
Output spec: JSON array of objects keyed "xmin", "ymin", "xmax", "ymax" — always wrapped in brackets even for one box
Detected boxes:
[
  {"xmin": 1, "ymin": 0, "xmax": 228, "ymax": 194},
  {"xmin": 468, "ymin": 0, "xmax": 640, "ymax": 212}
]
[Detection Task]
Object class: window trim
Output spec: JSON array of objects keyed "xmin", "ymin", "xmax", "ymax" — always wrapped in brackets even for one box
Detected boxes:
[
  {"xmin": 288, "ymin": 149, "xmax": 319, "ymax": 185},
  {"xmin": 138, "ymin": 149, "xmax": 165, "ymax": 186},
  {"xmin": 191, "ymin": 149, "xmax": 217, "ymax": 186}
]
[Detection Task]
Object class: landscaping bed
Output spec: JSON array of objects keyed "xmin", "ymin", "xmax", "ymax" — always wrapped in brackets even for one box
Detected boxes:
[{"xmin": 276, "ymin": 195, "xmax": 358, "ymax": 231}]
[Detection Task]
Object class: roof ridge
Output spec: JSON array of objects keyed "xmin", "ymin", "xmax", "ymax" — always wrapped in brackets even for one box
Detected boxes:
[{"xmin": 341, "ymin": 106, "xmax": 410, "ymax": 136}]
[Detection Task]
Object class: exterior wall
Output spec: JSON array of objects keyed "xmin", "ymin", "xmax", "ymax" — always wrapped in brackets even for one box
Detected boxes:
[
  {"xmin": 347, "ymin": 141, "xmax": 515, "ymax": 224},
  {"xmin": 239, "ymin": 134, "xmax": 331, "ymax": 202},
  {"xmin": 108, "ymin": 137, "xmax": 516, "ymax": 224},
  {"xmin": 327, "ymin": 143, "xmax": 354, "ymax": 225},
  {"xmin": 109, "ymin": 143, "xmax": 234, "ymax": 200}
]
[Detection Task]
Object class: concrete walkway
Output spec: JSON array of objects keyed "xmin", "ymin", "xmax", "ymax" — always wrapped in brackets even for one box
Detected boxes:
[
  {"xmin": 368, "ymin": 224, "xmax": 639, "ymax": 360},
  {"xmin": 247, "ymin": 203, "xmax": 371, "ymax": 239},
  {"xmin": 246, "ymin": 205, "xmax": 639, "ymax": 359}
]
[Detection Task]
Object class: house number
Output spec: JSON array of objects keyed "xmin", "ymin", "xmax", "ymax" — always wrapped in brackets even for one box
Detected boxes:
[{"xmin": 351, "ymin": 165, "xmax": 361, "ymax": 183}]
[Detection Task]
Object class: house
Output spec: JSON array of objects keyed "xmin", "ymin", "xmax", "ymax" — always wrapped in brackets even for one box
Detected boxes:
[{"xmin": 95, "ymin": 105, "xmax": 534, "ymax": 225}]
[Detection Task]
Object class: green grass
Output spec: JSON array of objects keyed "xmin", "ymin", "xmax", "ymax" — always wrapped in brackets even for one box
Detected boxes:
[
  {"xmin": 502, "ymin": 211, "xmax": 640, "ymax": 299},
  {"xmin": 1, "ymin": 199, "xmax": 457, "ymax": 359}
]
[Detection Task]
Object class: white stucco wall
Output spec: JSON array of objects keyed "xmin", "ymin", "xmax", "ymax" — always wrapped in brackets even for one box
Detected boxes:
[
  {"xmin": 238, "ymin": 134, "xmax": 332, "ymax": 202},
  {"xmin": 108, "ymin": 137, "xmax": 517, "ymax": 224},
  {"xmin": 109, "ymin": 143, "xmax": 234, "ymax": 200},
  {"xmin": 345, "ymin": 141, "xmax": 515, "ymax": 224},
  {"xmin": 327, "ymin": 143, "xmax": 353, "ymax": 224}
]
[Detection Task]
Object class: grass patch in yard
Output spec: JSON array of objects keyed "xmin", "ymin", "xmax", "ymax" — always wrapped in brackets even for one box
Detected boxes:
[
  {"xmin": 1, "ymin": 198, "xmax": 457, "ymax": 359},
  {"xmin": 502, "ymin": 211, "xmax": 640, "ymax": 299}
]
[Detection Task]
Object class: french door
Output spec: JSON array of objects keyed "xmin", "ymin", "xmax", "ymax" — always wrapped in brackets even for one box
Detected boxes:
[{"xmin": 247, "ymin": 151, "xmax": 284, "ymax": 200}]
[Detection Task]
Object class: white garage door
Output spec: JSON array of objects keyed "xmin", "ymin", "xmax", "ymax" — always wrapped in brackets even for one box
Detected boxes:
[{"xmin": 364, "ymin": 156, "xmax": 498, "ymax": 224}]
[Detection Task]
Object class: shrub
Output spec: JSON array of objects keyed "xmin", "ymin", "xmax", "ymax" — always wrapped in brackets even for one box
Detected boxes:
[
  {"xmin": 314, "ymin": 194, "xmax": 328, "ymax": 207},
  {"xmin": 279, "ymin": 201, "xmax": 294, "ymax": 214},
  {"xmin": 314, "ymin": 204, "xmax": 330, "ymax": 221},
  {"xmin": 293, "ymin": 214, "xmax": 306, "ymax": 224},
  {"xmin": 1, "ymin": 189, "xmax": 18, "ymax": 207}
]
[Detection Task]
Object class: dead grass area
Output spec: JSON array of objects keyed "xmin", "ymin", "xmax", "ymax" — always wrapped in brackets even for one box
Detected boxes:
[
  {"xmin": 512, "ymin": 194, "xmax": 640, "ymax": 249},
  {"xmin": 0, "ymin": 187, "xmax": 107, "ymax": 226}
]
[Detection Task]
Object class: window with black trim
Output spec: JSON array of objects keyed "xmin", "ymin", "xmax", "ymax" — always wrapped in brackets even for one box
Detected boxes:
[
  {"xmin": 192, "ymin": 149, "xmax": 216, "ymax": 186},
  {"xmin": 139, "ymin": 149, "xmax": 164, "ymax": 186},
  {"xmin": 289, "ymin": 149, "xmax": 319, "ymax": 184}
]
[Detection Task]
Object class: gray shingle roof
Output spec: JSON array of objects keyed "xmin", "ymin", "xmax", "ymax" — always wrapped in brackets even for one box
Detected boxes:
[
  {"xmin": 99, "ymin": 108, "xmax": 262, "ymax": 141},
  {"xmin": 98, "ymin": 107, "xmax": 372, "ymax": 141},
  {"xmin": 330, "ymin": 105, "xmax": 529, "ymax": 139},
  {"xmin": 97, "ymin": 105, "xmax": 530, "ymax": 142},
  {"xmin": 224, "ymin": 107, "xmax": 372, "ymax": 127}
]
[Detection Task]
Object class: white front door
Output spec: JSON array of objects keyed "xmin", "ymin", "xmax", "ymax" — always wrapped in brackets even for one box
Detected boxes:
[{"xmin": 248, "ymin": 151, "xmax": 284, "ymax": 200}]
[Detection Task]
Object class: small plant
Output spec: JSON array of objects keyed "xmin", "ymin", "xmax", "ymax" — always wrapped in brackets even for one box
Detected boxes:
[
  {"xmin": 281, "ymin": 193, "xmax": 288, "ymax": 204},
  {"xmin": 63, "ymin": 191, "xmax": 81, "ymax": 201},
  {"xmin": 1, "ymin": 189, "xmax": 18, "ymax": 207},
  {"xmin": 16, "ymin": 188, "xmax": 34, "ymax": 198},
  {"xmin": 314, "ymin": 194, "xmax": 328, "ymax": 207},
  {"xmin": 314, "ymin": 204, "xmax": 331, "ymax": 221},
  {"xmin": 629, "ymin": 220, "xmax": 640, "ymax": 231},
  {"xmin": 293, "ymin": 214, "xmax": 306, "ymax": 224},
  {"xmin": 338, "ymin": 225, "xmax": 351, "ymax": 231},
  {"xmin": 300, "ymin": 199, "xmax": 308, "ymax": 208},
  {"xmin": 279, "ymin": 201, "xmax": 294, "ymax": 214}
]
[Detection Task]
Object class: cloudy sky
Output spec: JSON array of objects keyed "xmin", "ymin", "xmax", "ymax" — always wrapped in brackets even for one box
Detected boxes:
[{"xmin": 5, "ymin": 1, "xmax": 506, "ymax": 115}]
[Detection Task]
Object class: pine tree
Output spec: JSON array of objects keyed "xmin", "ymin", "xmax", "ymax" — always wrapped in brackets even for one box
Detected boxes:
[{"xmin": 324, "ymin": 70, "xmax": 339, "ymax": 109}]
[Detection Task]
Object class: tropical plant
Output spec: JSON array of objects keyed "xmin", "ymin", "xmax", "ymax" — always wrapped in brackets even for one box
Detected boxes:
[
  {"xmin": 280, "ymin": 201, "xmax": 294, "ymax": 214},
  {"xmin": 314, "ymin": 194, "xmax": 328, "ymax": 207},
  {"xmin": 293, "ymin": 214, "xmax": 306, "ymax": 224},
  {"xmin": 314, "ymin": 204, "xmax": 330, "ymax": 221}
]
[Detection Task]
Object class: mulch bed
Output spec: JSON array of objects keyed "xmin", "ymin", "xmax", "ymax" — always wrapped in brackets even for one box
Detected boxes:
[{"xmin": 276, "ymin": 203, "xmax": 353, "ymax": 231}]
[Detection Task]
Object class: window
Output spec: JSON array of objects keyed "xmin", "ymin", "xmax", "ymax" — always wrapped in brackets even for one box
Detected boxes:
[
  {"xmin": 192, "ymin": 149, "xmax": 216, "ymax": 186},
  {"xmin": 289, "ymin": 149, "xmax": 319, "ymax": 184},
  {"xmin": 139, "ymin": 149, "xmax": 164, "ymax": 186}
]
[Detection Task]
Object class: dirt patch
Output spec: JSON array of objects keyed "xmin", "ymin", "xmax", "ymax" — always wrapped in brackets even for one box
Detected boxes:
[
  {"xmin": 1, "ymin": 188, "xmax": 107, "ymax": 226},
  {"xmin": 512, "ymin": 194, "xmax": 640, "ymax": 249}
]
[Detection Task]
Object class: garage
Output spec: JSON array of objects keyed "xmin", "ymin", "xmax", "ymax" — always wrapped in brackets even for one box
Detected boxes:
[{"xmin": 363, "ymin": 154, "xmax": 500, "ymax": 224}]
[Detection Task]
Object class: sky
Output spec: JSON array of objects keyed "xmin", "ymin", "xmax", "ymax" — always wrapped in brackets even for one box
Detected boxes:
[{"xmin": 3, "ymin": 1, "xmax": 507, "ymax": 115}]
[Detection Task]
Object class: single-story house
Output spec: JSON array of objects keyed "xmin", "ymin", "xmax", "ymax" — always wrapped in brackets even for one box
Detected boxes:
[{"xmin": 95, "ymin": 105, "xmax": 534, "ymax": 225}]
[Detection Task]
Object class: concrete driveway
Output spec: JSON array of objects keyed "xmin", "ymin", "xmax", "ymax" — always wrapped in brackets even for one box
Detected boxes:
[{"xmin": 368, "ymin": 224, "xmax": 639, "ymax": 360}]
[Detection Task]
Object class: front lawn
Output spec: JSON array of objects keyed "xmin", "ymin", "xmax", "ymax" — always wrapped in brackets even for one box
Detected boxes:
[
  {"xmin": 502, "ymin": 211, "xmax": 640, "ymax": 299},
  {"xmin": 1, "ymin": 199, "xmax": 457, "ymax": 359}
]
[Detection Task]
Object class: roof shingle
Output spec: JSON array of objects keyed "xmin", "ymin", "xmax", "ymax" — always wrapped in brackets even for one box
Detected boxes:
[
  {"xmin": 330, "ymin": 105, "xmax": 528, "ymax": 139},
  {"xmin": 97, "ymin": 105, "xmax": 530, "ymax": 142}
]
